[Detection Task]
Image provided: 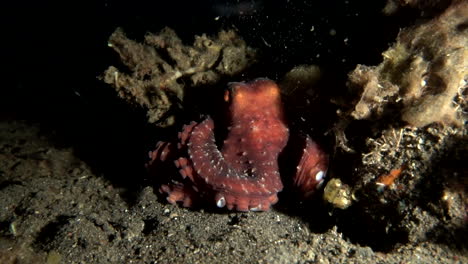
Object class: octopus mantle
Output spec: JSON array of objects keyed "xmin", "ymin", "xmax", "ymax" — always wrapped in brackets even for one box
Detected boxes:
[{"xmin": 147, "ymin": 79, "xmax": 328, "ymax": 211}]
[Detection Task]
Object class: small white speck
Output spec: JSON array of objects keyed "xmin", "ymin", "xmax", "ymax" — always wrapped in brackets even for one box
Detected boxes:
[
  {"xmin": 241, "ymin": 183, "xmax": 249, "ymax": 194},
  {"xmin": 421, "ymin": 79, "xmax": 427, "ymax": 87}
]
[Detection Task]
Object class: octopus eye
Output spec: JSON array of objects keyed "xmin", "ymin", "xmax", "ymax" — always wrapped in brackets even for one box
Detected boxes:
[
  {"xmin": 315, "ymin": 170, "xmax": 325, "ymax": 182},
  {"xmin": 316, "ymin": 171, "xmax": 327, "ymax": 189},
  {"xmin": 216, "ymin": 196, "xmax": 226, "ymax": 208}
]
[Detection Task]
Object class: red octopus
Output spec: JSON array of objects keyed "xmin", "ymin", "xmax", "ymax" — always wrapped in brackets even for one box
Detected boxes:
[{"xmin": 147, "ymin": 78, "xmax": 328, "ymax": 211}]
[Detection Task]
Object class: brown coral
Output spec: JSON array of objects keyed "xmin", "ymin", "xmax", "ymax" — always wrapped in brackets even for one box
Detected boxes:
[
  {"xmin": 347, "ymin": 1, "xmax": 467, "ymax": 127},
  {"xmin": 102, "ymin": 28, "xmax": 256, "ymax": 126}
]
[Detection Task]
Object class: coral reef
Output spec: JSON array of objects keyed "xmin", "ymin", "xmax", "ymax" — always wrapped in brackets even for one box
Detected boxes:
[
  {"xmin": 96, "ymin": 0, "xmax": 467, "ymax": 254},
  {"xmin": 347, "ymin": 0, "xmax": 467, "ymax": 127},
  {"xmin": 102, "ymin": 27, "xmax": 256, "ymax": 126},
  {"xmin": 325, "ymin": 1, "xmax": 467, "ymax": 250}
]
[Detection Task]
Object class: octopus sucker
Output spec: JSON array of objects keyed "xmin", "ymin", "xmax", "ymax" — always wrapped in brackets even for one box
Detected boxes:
[{"xmin": 147, "ymin": 78, "xmax": 329, "ymax": 211}]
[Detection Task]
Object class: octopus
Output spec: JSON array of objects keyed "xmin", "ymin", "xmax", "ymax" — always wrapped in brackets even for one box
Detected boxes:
[{"xmin": 147, "ymin": 78, "xmax": 328, "ymax": 211}]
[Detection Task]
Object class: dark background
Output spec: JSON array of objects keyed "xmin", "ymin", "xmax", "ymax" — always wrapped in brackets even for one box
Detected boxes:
[{"xmin": 1, "ymin": 0, "xmax": 413, "ymax": 187}]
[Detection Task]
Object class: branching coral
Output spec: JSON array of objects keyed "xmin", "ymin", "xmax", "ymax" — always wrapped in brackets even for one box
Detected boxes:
[
  {"xmin": 102, "ymin": 28, "xmax": 256, "ymax": 126},
  {"xmin": 347, "ymin": 1, "xmax": 467, "ymax": 127},
  {"xmin": 328, "ymin": 3, "xmax": 467, "ymax": 229}
]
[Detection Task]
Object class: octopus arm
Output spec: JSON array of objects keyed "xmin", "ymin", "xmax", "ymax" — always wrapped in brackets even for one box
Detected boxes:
[
  {"xmin": 292, "ymin": 135, "xmax": 329, "ymax": 198},
  {"xmin": 187, "ymin": 117, "xmax": 282, "ymax": 211}
]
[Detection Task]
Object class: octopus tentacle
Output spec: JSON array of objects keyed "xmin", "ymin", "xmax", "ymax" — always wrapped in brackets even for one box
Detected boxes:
[
  {"xmin": 160, "ymin": 183, "xmax": 198, "ymax": 207},
  {"xmin": 187, "ymin": 117, "xmax": 283, "ymax": 211},
  {"xmin": 292, "ymin": 135, "xmax": 329, "ymax": 198},
  {"xmin": 147, "ymin": 78, "xmax": 327, "ymax": 211},
  {"xmin": 147, "ymin": 141, "xmax": 174, "ymax": 163}
]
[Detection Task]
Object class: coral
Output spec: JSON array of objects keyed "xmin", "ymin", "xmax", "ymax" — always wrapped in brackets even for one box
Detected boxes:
[
  {"xmin": 102, "ymin": 27, "xmax": 256, "ymax": 126},
  {"xmin": 280, "ymin": 64, "xmax": 322, "ymax": 96},
  {"xmin": 328, "ymin": 2, "xmax": 467, "ymax": 247},
  {"xmin": 323, "ymin": 178, "xmax": 352, "ymax": 210},
  {"xmin": 382, "ymin": 0, "xmax": 453, "ymax": 15},
  {"xmin": 347, "ymin": 1, "xmax": 467, "ymax": 127}
]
